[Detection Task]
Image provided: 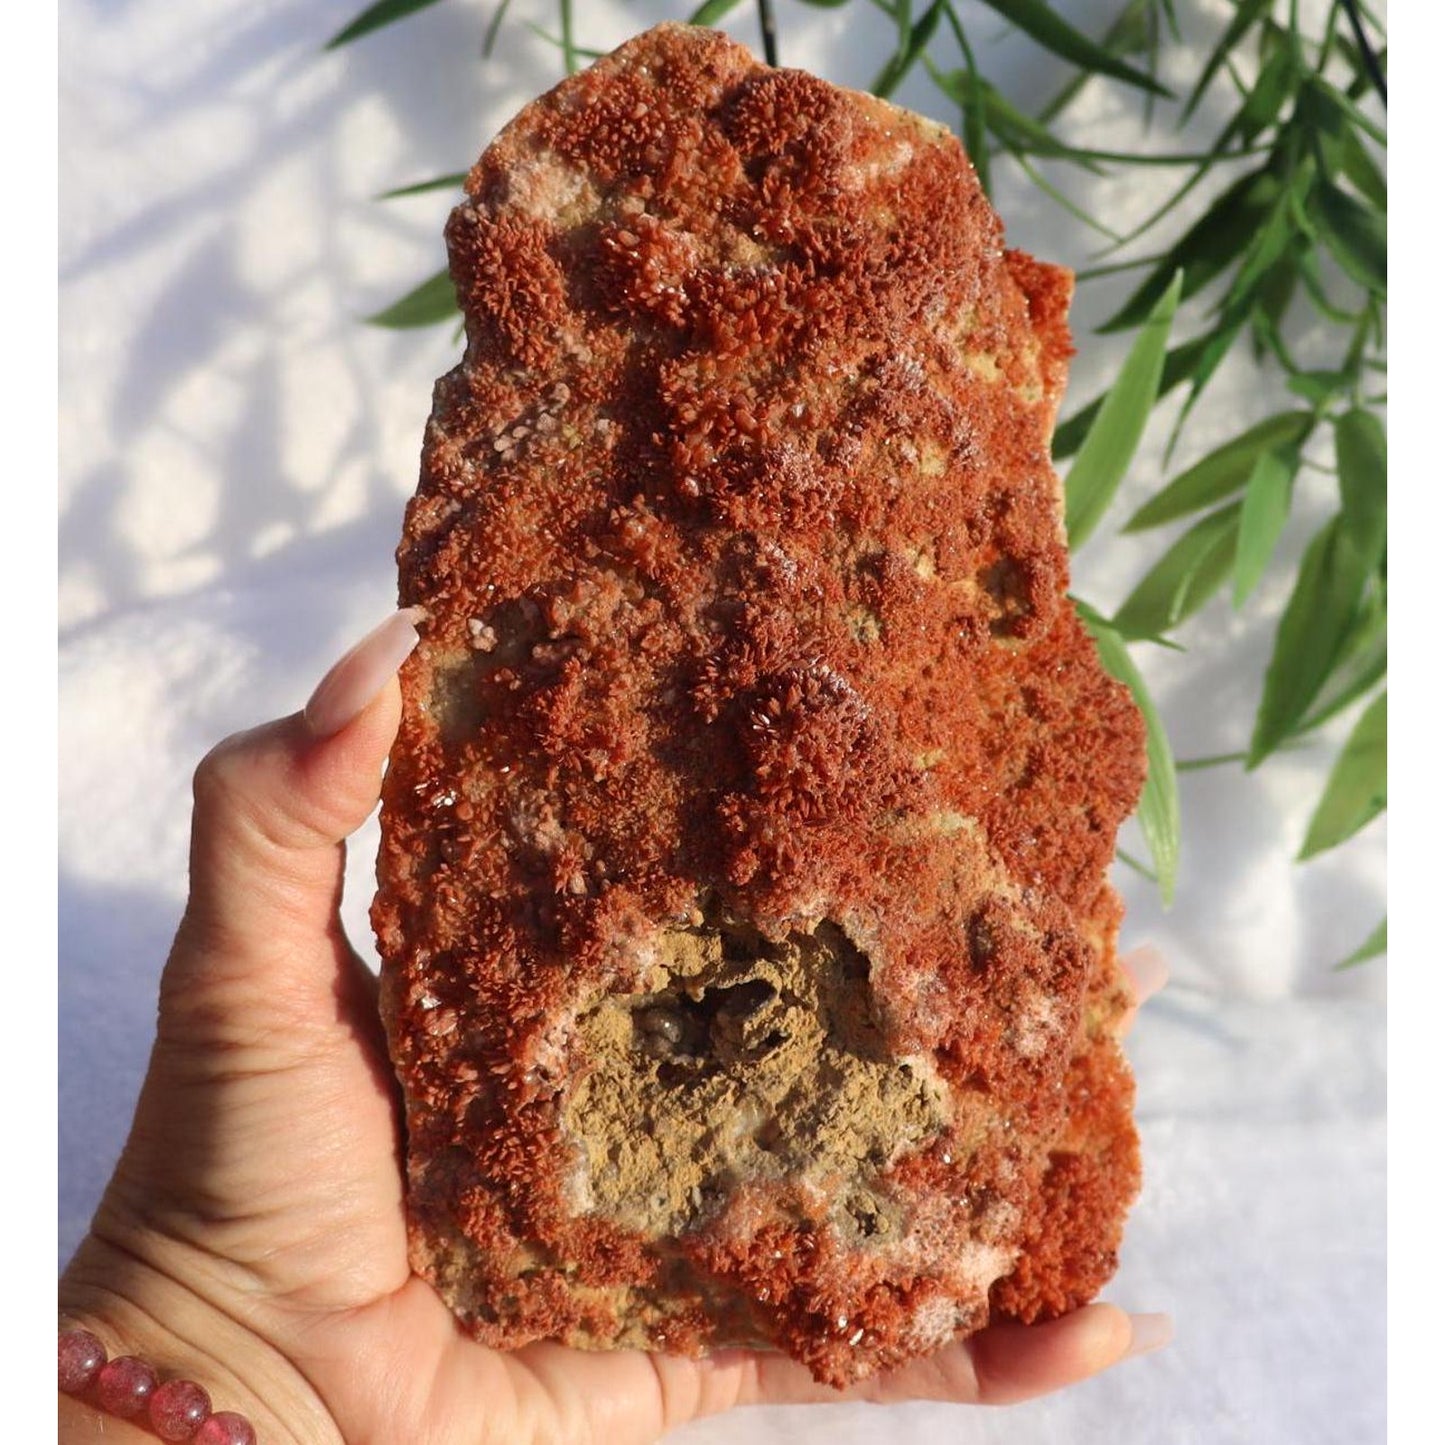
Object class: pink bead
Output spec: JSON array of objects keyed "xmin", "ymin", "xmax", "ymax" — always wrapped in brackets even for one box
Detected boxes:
[
  {"xmin": 196, "ymin": 1412, "xmax": 258, "ymax": 1445},
  {"xmin": 58, "ymin": 1328, "xmax": 108, "ymax": 1393},
  {"xmin": 149, "ymin": 1377, "xmax": 213, "ymax": 1440},
  {"xmin": 96, "ymin": 1354, "xmax": 158, "ymax": 1417}
]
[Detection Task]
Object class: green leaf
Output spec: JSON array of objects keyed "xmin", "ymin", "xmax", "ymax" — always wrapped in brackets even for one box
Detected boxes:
[
  {"xmin": 1297, "ymin": 78, "xmax": 1386, "ymax": 209},
  {"xmin": 1335, "ymin": 408, "xmax": 1388, "ymax": 570},
  {"xmin": 974, "ymin": 0, "xmax": 1171, "ymax": 98},
  {"xmin": 1124, "ymin": 410, "xmax": 1314, "ymax": 531},
  {"xmin": 872, "ymin": 0, "xmax": 944, "ymax": 100},
  {"xmin": 1054, "ymin": 335, "xmax": 1211, "ymax": 462},
  {"xmin": 366, "ymin": 268, "xmax": 458, "ymax": 328},
  {"xmin": 1234, "ymin": 40, "xmax": 1300, "ymax": 144},
  {"xmin": 1223, "ymin": 164, "xmax": 1309, "ymax": 309},
  {"xmin": 1065, "ymin": 272, "xmax": 1181, "ymax": 549},
  {"xmin": 1292, "ymin": 581, "xmax": 1386, "ymax": 736},
  {"xmin": 1113, "ymin": 501, "xmax": 1242, "ymax": 639},
  {"xmin": 1296, "ymin": 243, "xmax": 1364, "ymax": 324},
  {"xmin": 688, "ymin": 0, "xmax": 746, "ymax": 25},
  {"xmin": 1335, "ymin": 126, "xmax": 1387, "ymax": 211},
  {"xmin": 1312, "ymin": 176, "xmax": 1387, "ymax": 295},
  {"xmin": 1287, "ymin": 370, "xmax": 1348, "ymax": 405},
  {"xmin": 1342, "ymin": 32, "xmax": 1388, "ymax": 105},
  {"xmin": 1099, "ymin": 167, "xmax": 1278, "ymax": 333},
  {"xmin": 1336, "ymin": 917, "xmax": 1386, "ymax": 969},
  {"xmin": 1232, "ymin": 449, "xmax": 1298, "ymax": 606},
  {"xmin": 1140, "ymin": 2, "xmax": 1162, "ymax": 127},
  {"xmin": 1103, "ymin": 44, "xmax": 1298, "ymax": 256},
  {"xmin": 1078, "ymin": 606, "xmax": 1180, "ymax": 905},
  {"xmin": 1299, "ymin": 691, "xmax": 1386, "ymax": 859},
  {"xmin": 1250, "ymin": 311, "xmax": 1288, "ymax": 369},
  {"xmin": 1180, "ymin": 0, "xmax": 1271, "ymax": 124},
  {"xmin": 1167, "ymin": 295, "xmax": 1252, "ymax": 449},
  {"xmin": 376, "ymin": 171, "xmax": 469, "ymax": 201},
  {"xmin": 1252, "ymin": 247, "xmax": 1301, "ymax": 362},
  {"xmin": 483, "ymin": 0, "xmax": 515, "ymax": 57},
  {"xmin": 1249, "ymin": 514, "xmax": 1377, "ymax": 765},
  {"xmin": 1308, "ymin": 75, "xmax": 1387, "ymax": 148},
  {"xmin": 324, "ymin": 0, "xmax": 444, "ymax": 50}
]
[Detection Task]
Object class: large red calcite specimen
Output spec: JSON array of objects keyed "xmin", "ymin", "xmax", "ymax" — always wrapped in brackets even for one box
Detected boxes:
[{"xmin": 373, "ymin": 22, "xmax": 1145, "ymax": 1386}]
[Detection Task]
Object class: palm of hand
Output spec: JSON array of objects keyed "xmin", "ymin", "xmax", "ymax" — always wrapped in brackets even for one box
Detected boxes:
[
  {"xmin": 132, "ymin": 877, "xmax": 734, "ymax": 1444},
  {"xmin": 70, "ymin": 672, "xmax": 1155, "ymax": 1445}
]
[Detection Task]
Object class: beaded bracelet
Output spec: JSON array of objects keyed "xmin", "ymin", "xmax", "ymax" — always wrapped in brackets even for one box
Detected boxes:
[{"xmin": 59, "ymin": 1328, "xmax": 257, "ymax": 1444}]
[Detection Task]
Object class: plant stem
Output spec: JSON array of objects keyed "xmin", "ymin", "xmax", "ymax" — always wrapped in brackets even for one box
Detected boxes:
[
  {"xmin": 1115, "ymin": 847, "xmax": 1158, "ymax": 880},
  {"xmin": 1014, "ymin": 151, "xmax": 1120, "ymax": 240},
  {"xmin": 1341, "ymin": 0, "xmax": 1387, "ymax": 103},
  {"xmin": 559, "ymin": 0, "xmax": 577, "ymax": 74},
  {"xmin": 1176, "ymin": 751, "xmax": 1248, "ymax": 772},
  {"xmin": 758, "ymin": 0, "xmax": 778, "ymax": 67},
  {"xmin": 1075, "ymin": 250, "xmax": 1172, "ymax": 281}
]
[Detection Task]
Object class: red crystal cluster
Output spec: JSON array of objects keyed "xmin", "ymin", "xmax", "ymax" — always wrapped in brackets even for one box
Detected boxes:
[{"xmin": 374, "ymin": 23, "xmax": 1145, "ymax": 1386}]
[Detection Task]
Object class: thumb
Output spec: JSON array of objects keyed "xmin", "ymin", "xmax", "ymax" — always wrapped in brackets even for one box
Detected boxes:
[
  {"xmin": 180, "ymin": 610, "xmax": 419, "ymax": 956},
  {"xmin": 96, "ymin": 612, "xmax": 422, "ymax": 1293}
]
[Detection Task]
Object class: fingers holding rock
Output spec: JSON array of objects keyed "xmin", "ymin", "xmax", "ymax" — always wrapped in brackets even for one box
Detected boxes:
[{"xmin": 181, "ymin": 612, "xmax": 417, "ymax": 952}]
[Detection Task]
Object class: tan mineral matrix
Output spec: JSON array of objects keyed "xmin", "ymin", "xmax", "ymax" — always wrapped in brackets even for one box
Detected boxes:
[{"xmin": 373, "ymin": 22, "xmax": 1146, "ymax": 1386}]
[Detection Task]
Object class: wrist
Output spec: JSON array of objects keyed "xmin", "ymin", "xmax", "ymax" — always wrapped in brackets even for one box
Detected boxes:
[{"xmin": 60, "ymin": 1233, "xmax": 342, "ymax": 1445}]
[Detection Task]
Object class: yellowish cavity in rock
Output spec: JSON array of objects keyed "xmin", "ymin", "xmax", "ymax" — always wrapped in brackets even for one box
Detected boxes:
[{"xmin": 561, "ymin": 918, "xmax": 949, "ymax": 1238}]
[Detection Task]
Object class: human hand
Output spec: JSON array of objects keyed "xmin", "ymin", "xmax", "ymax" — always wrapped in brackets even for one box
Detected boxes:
[{"xmin": 60, "ymin": 610, "xmax": 1171, "ymax": 1445}]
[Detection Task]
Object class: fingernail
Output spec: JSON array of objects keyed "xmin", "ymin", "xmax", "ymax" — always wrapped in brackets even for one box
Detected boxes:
[
  {"xmin": 1120, "ymin": 944, "xmax": 1169, "ymax": 1005},
  {"xmin": 1124, "ymin": 1312, "xmax": 1173, "ymax": 1359},
  {"xmin": 304, "ymin": 608, "xmax": 422, "ymax": 740}
]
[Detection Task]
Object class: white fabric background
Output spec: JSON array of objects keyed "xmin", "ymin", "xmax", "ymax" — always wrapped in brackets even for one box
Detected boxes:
[{"xmin": 59, "ymin": 1, "xmax": 1385, "ymax": 1440}]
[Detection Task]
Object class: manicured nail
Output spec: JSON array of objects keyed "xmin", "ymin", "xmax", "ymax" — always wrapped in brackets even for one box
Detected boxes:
[
  {"xmin": 1120, "ymin": 944, "xmax": 1169, "ymax": 1006},
  {"xmin": 1123, "ymin": 1312, "xmax": 1173, "ymax": 1359},
  {"xmin": 304, "ymin": 609, "xmax": 422, "ymax": 740}
]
